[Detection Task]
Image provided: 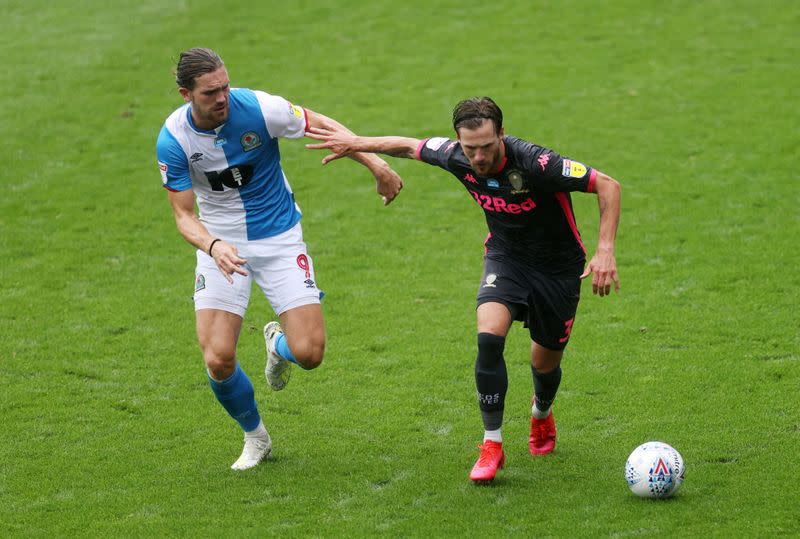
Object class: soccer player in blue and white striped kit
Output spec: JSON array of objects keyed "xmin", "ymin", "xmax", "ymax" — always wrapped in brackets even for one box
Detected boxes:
[{"xmin": 156, "ymin": 48, "xmax": 403, "ymax": 470}]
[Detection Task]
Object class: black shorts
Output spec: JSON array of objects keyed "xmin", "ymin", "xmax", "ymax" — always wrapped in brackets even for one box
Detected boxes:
[{"xmin": 476, "ymin": 255, "xmax": 581, "ymax": 351}]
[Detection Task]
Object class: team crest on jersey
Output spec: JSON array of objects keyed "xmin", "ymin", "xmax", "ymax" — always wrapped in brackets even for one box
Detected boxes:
[
  {"xmin": 240, "ymin": 131, "xmax": 262, "ymax": 152},
  {"xmin": 562, "ymin": 159, "xmax": 587, "ymax": 178},
  {"xmin": 508, "ymin": 170, "xmax": 525, "ymax": 192},
  {"xmin": 195, "ymin": 274, "xmax": 206, "ymax": 292}
]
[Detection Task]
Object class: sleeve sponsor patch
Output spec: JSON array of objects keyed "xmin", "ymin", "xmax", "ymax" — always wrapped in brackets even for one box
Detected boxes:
[
  {"xmin": 158, "ymin": 161, "xmax": 168, "ymax": 184},
  {"xmin": 562, "ymin": 159, "xmax": 587, "ymax": 178},
  {"xmin": 425, "ymin": 137, "xmax": 448, "ymax": 151},
  {"xmin": 288, "ymin": 102, "xmax": 304, "ymax": 118}
]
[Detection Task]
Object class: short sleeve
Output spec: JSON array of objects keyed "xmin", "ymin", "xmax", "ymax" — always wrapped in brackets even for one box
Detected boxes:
[
  {"xmin": 416, "ymin": 137, "xmax": 457, "ymax": 169},
  {"xmin": 156, "ymin": 126, "xmax": 191, "ymax": 191},
  {"xmin": 525, "ymin": 147, "xmax": 597, "ymax": 193},
  {"xmin": 255, "ymin": 91, "xmax": 308, "ymax": 139}
]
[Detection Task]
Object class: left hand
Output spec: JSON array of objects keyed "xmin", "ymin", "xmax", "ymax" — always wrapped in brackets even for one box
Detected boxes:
[{"xmin": 580, "ymin": 248, "xmax": 619, "ymax": 296}]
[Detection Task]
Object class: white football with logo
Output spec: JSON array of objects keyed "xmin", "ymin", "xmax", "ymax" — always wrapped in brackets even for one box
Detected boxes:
[{"xmin": 625, "ymin": 441, "xmax": 685, "ymax": 498}]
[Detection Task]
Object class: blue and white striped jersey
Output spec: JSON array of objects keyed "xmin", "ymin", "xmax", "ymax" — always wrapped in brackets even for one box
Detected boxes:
[{"xmin": 156, "ymin": 88, "xmax": 308, "ymax": 242}]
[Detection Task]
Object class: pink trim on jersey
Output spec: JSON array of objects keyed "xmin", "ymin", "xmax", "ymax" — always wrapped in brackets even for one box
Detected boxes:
[
  {"xmin": 494, "ymin": 155, "xmax": 508, "ymax": 174},
  {"xmin": 555, "ymin": 192, "xmax": 586, "ymax": 254},
  {"xmin": 586, "ymin": 169, "xmax": 597, "ymax": 193},
  {"xmin": 302, "ymin": 107, "xmax": 310, "ymax": 133},
  {"xmin": 415, "ymin": 138, "xmax": 429, "ymax": 161},
  {"xmin": 484, "ymin": 233, "xmax": 492, "ymax": 257}
]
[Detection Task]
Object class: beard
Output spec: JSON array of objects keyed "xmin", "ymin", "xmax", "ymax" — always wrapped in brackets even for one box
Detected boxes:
[{"xmin": 196, "ymin": 103, "xmax": 229, "ymax": 128}]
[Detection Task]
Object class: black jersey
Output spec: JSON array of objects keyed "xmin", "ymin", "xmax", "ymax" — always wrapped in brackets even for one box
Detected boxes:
[{"xmin": 416, "ymin": 135, "xmax": 596, "ymax": 272}]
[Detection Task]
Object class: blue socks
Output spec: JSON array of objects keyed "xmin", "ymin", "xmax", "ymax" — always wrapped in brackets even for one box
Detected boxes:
[
  {"xmin": 208, "ymin": 364, "xmax": 261, "ymax": 432},
  {"xmin": 275, "ymin": 333, "xmax": 299, "ymax": 365}
]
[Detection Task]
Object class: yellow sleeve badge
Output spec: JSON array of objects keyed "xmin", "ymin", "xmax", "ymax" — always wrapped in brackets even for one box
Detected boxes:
[
  {"xmin": 562, "ymin": 159, "xmax": 587, "ymax": 178},
  {"xmin": 288, "ymin": 103, "xmax": 304, "ymax": 118}
]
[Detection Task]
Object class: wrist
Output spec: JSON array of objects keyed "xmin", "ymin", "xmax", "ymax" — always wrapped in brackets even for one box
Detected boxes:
[
  {"xmin": 370, "ymin": 158, "xmax": 391, "ymax": 175},
  {"xmin": 208, "ymin": 238, "xmax": 221, "ymax": 256}
]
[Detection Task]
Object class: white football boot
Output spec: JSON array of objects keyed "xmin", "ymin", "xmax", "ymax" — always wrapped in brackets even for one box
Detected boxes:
[
  {"xmin": 264, "ymin": 321, "xmax": 292, "ymax": 391},
  {"xmin": 231, "ymin": 431, "xmax": 272, "ymax": 471}
]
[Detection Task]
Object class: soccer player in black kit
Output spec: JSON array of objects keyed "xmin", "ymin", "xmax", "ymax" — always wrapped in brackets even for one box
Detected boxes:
[{"xmin": 306, "ymin": 97, "xmax": 620, "ymax": 483}]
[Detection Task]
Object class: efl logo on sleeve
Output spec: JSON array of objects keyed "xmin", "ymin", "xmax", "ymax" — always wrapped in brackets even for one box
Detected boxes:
[
  {"xmin": 158, "ymin": 162, "xmax": 168, "ymax": 184},
  {"xmin": 288, "ymin": 102, "xmax": 303, "ymax": 118},
  {"xmin": 562, "ymin": 159, "xmax": 587, "ymax": 178}
]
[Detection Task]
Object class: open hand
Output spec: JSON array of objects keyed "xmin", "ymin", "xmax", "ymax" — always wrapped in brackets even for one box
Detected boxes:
[
  {"xmin": 580, "ymin": 248, "xmax": 619, "ymax": 296},
  {"xmin": 305, "ymin": 126, "xmax": 359, "ymax": 165}
]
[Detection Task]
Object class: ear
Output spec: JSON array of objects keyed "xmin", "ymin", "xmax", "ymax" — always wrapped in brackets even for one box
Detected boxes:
[
  {"xmin": 178, "ymin": 87, "xmax": 191, "ymax": 103},
  {"xmin": 499, "ymin": 127, "xmax": 505, "ymax": 138}
]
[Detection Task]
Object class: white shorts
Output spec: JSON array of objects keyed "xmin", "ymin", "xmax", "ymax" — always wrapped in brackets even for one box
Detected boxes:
[{"xmin": 193, "ymin": 223, "xmax": 321, "ymax": 317}]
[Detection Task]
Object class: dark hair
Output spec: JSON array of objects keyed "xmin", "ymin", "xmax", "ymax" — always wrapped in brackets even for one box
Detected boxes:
[
  {"xmin": 452, "ymin": 97, "xmax": 503, "ymax": 135},
  {"xmin": 175, "ymin": 48, "xmax": 225, "ymax": 90}
]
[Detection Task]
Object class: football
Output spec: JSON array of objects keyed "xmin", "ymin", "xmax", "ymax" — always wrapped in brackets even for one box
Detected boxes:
[{"xmin": 625, "ymin": 441, "xmax": 685, "ymax": 498}]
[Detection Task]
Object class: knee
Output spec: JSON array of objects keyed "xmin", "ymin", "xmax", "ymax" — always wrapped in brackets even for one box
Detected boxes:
[
  {"xmin": 202, "ymin": 345, "xmax": 237, "ymax": 380},
  {"xmin": 292, "ymin": 338, "xmax": 325, "ymax": 370},
  {"xmin": 477, "ymin": 333, "xmax": 506, "ymax": 367},
  {"xmin": 531, "ymin": 345, "xmax": 563, "ymax": 373}
]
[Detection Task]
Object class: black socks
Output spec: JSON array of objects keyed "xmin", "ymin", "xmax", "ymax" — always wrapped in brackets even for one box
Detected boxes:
[
  {"xmin": 532, "ymin": 365, "xmax": 562, "ymax": 412},
  {"xmin": 475, "ymin": 333, "xmax": 508, "ymax": 431}
]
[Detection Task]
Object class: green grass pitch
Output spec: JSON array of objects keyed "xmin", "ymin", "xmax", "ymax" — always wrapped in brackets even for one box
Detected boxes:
[{"xmin": 1, "ymin": 0, "xmax": 798, "ymax": 536}]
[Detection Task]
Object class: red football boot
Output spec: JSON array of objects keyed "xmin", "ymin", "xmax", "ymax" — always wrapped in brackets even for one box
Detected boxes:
[
  {"xmin": 529, "ymin": 407, "xmax": 557, "ymax": 455},
  {"xmin": 470, "ymin": 440, "xmax": 505, "ymax": 482}
]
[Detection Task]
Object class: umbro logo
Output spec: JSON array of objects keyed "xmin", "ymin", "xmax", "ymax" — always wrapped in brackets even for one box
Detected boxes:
[{"xmin": 190, "ymin": 152, "xmax": 204, "ymax": 163}]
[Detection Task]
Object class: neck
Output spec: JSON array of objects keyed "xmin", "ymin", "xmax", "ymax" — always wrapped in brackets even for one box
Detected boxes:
[
  {"xmin": 191, "ymin": 109, "xmax": 219, "ymax": 131},
  {"xmin": 489, "ymin": 140, "xmax": 506, "ymax": 174}
]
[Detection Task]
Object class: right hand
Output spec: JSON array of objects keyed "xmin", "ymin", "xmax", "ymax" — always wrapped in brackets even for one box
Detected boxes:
[
  {"xmin": 305, "ymin": 126, "xmax": 359, "ymax": 164},
  {"xmin": 209, "ymin": 240, "xmax": 248, "ymax": 284}
]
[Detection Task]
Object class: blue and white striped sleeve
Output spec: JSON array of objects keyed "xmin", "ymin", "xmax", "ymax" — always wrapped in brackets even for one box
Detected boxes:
[
  {"xmin": 255, "ymin": 91, "xmax": 308, "ymax": 140},
  {"xmin": 156, "ymin": 125, "xmax": 191, "ymax": 192}
]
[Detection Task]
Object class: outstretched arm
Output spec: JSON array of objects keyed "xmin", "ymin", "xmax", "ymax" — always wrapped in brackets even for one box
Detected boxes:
[
  {"xmin": 580, "ymin": 171, "xmax": 621, "ymax": 296},
  {"xmin": 305, "ymin": 110, "xmax": 403, "ymax": 205},
  {"xmin": 305, "ymin": 126, "xmax": 421, "ymax": 163}
]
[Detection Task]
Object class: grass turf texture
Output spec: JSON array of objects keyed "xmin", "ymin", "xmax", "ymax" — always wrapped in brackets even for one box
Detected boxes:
[{"xmin": 1, "ymin": 0, "xmax": 798, "ymax": 536}]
